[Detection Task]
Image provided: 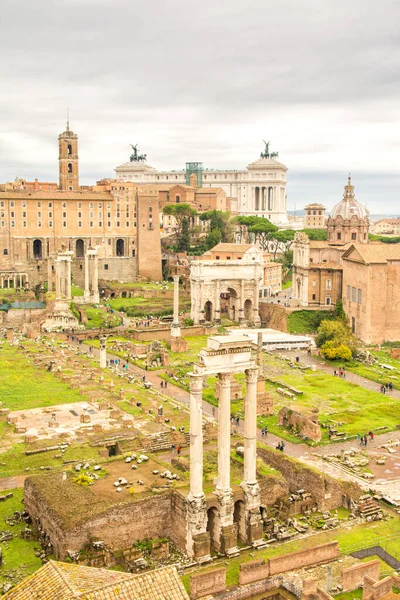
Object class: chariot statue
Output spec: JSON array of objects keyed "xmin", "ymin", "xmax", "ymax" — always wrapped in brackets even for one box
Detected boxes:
[
  {"xmin": 260, "ymin": 140, "xmax": 279, "ymax": 159},
  {"xmin": 129, "ymin": 143, "xmax": 147, "ymax": 163}
]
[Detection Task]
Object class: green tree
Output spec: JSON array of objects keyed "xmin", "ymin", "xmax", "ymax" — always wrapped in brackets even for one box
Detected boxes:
[
  {"xmin": 270, "ymin": 229, "xmax": 295, "ymax": 260},
  {"xmin": 234, "ymin": 215, "xmax": 260, "ymax": 243},
  {"xmin": 334, "ymin": 299, "xmax": 346, "ymax": 320},
  {"xmin": 315, "ymin": 320, "xmax": 351, "ymax": 347},
  {"xmin": 200, "ymin": 210, "xmax": 235, "ymax": 248},
  {"xmin": 248, "ymin": 218, "xmax": 279, "ymax": 251},
  {"xmin": 175, "ymin": 217, "xmax": 191, "ymax": 252},
  {"xmin": 302, "ymin": 228, "xmax": 328, "ymax": 241}
]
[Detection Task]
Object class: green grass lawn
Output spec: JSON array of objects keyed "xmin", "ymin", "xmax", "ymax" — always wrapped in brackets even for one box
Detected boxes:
[
  {"xmin": 108, "ymin": 282, "xmax": 173, "ymax": 290},
  {"xmin": 342, "ymin": 349, "xmax": 400, "ymax": 391},
  {"xmin": 282, "ymin": 279, "xmax": 292, "ymax": 290},
  {"xmin": 0, "ymin": 344, "xmax": 87, "ymax": 411},
  {"xmin": 287, "ymin": 309, "xmax": 336, "ymax": 334},
  {"xmin": 0, "ymin": 489, "xmax": 43, "ymax": 589},
  {"xmin": 107, "ymin": 296, "xmax": 191, "ymax": 318},
  {"xmin": 81, "ymin": 305, "xmax": 123, "ymax": 329},
  {"xmin": 259, "ymin": 354, "xmax": 400, "ymax": 440},
  {"xmin": 71, "ymin": 284, "xmax": 84, "ymax": 297}
]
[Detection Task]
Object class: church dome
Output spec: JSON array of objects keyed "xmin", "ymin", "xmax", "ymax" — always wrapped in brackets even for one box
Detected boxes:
[{"xmin": 330, "ymin": 176, "xmax": 368, "ymax": 220}]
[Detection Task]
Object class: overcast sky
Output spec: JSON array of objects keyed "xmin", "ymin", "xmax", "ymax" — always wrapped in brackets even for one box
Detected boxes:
[{"xmin": 1, "ymin": 0, "xmax": 399, "ymax": 214}]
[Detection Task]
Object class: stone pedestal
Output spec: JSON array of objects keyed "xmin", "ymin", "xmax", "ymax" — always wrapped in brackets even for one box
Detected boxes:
[{"xmin": 186, "ymin": 494, "xmax": 211, "ymax": 560}]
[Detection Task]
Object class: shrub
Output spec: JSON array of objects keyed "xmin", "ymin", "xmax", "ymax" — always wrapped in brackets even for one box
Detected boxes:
[
  {"xmin": 320, "ymin": 342, "xmax": 352, "ymax": 361},
  {"xmin": 72, "ymin": 474, "xmax": 93, "ymax": 486},
  {"xmin": 184, "ymin": 318, "xmax": 194, "ymax": 327}
]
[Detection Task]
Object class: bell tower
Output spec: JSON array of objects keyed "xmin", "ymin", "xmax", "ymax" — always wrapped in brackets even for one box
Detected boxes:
[{"xmin": 58, "ymin": 120, "xmax": 79, "ymax": 191}]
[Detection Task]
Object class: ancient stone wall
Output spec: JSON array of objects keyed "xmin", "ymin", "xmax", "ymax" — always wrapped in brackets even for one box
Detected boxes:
[
  {"xmin": 24, "ymin": 477, "xmax": 173, "ymax": 559},
  {"xmin": 258, "ymin": 302, "xmax": 288, "ymax": 331},
  {"xmin": 363, "ymin": 576, "xmax": 393, "ymax": 600},
  {"xmin": 239, "ymin": 559, "xmax": 270, "ymax": 585},
  {"xmin": 268, "ymin": 542, "xmax": 338, "ymax": 575},
  {"xmin": 259, "ymin": 474, "xmax": 289, "ymax": 506},
  {"xmin": 257, "ymin": 446, "xmax": 362, "ymax": 510},
  {"xmin": 341, "ymin": 561, "xmax": 380, "ymax": 592},
  {"xmin": 278, "ymin": 407, "xmax": 321, "ymax": 442},
  {"xmin": 170, "ymin": 491, "xmax": 189, "ymax": 551},
  {"xmin": 190, "ymin": 568, "xmax": 226, "ymax": 599}
]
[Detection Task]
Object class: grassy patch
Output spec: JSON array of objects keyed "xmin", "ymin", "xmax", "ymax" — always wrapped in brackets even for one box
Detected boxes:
[
  {"xmin": 0, "ymin": 344, "xmax": 87, "ymax": 412},
  {"xmin": 0, "ymin": 488, "xmax": 43, "ymax": 589},
  {"xmin": 287, "ymin": 309, "xmax": 336, "ymax": 334}
]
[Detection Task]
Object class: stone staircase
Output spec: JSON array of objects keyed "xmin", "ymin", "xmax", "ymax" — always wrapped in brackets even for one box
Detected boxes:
[
  {"xmin": 144, "ymin": 431, "xmax": 191, "ymax": 453},
  {"xmin": 358, "ymin": 495, "xmax": 383, "ymax": 521}
]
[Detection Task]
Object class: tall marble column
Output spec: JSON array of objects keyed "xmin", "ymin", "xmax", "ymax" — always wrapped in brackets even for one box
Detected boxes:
[
  {"xmin": 55, "ymin": 259, "xmax": 61, "ymax": 300},
  {"xmin": 243, "ymin": 367, "xmax": 258, "ymax": 485},
  {"xmin": 215, "ymin": 280, "xmax": 221, "ymax": 324},
  {"xmin": 99, "ymin": 336, "xmax": 107, "ymax": 369},
  {"xmin": 241, "ymin": 367, "xmax": 264, "ymax": 547},
  {"xmin": 239, "ymin": 279, "xmax": 245, "ymax": 323},
  {"xmin": 66, "ymin": 258, "xmax": 72, "ymax": 301},
  {"xmin": 215, "ymin": 372, "xmax": 238, "ymax": 556},
  {"xmin": 186, "ymin": 372, "xmax": 210, "ymax": 561},
  {"xmin": 84, "ymin": 253, "xmax": 90, "ymax": 300},
  {"xmin": 217, "ymin": 372, "xmax": 231, "ymax": 492},
  {"xmin": 171, "ymin": 275, "xmax": 181, "ymax": 337},
  {"xmin": 92, "ymin": 252, "xmax": 99, "ymax": 303}
]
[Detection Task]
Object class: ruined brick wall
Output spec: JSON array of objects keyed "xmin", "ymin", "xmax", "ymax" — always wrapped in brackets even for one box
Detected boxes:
[
  {"xmin": 24, "ymin": 477, "xmax": 174, "ymax": 559},
  {"xmin": 258, "ymin": 302, "xmax": 288, "ymax": 331},
  {"xmin": 170, "ymin": 491, "xmax": 188, "ymax": 551},
  {"xmin": 341, "ymin": 561, "xmax": 380, "ymax": 592},
  {"xmin": 268, "ymin": 542, "xmax": 338, "ymax": 575},
  {"xmin": 364, "ymin": 576, "xmax": 394, "ymax": 600},
  {"xmin": 131, "ymin": 325, "xmax": 218, "ymax": 342},
  {"xmin": 259, "ymin": 474, "xmax": 289, "ymax": 507},
  {"xmin": 257, "ymin": 446, "xmax": 362, "ymax": 510}
]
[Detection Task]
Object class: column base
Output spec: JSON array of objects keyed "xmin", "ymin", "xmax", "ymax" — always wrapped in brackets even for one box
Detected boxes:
[
  {"xmin": 171, "ymin": 324, "xmax": 181, "ymax": 338},
  {"xmin": 214, "ymin": 488, "xmax": 238, "ymax": 556},
  {"xmin": 186, "ymin": 493, "xmax": 209, "ymax": 559},
  {"xmin": 241, "ymin": 481, "xmax": 264, "ymax": 546}
]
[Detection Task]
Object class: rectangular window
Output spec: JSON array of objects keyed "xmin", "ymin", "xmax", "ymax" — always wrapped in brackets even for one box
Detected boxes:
[
  {"xmin": 48, "ymin": 212, "xmax": 52, "ymax": 218},
  {"xmin": 89, "ymin": 203, "xmax": 94, "ymax": 209},
  {"xmin": 107, "ymin": 203, "xmax": 111, "ymax": 209},
  {"xmin": 352, "ymin": 286, "xmax": 356, "ymax": 302},
  {"xmin": 37, "ymin": 221, "xmax": 41, "ymax": 228},
  {"xmin": 104, "ymin": 264, "xmax": 109, "ymax": 270},
  {"xmin": 23, "ymin": 221, "xmax": 27, "ymax": 227},
  {"xmin": 117, "ymin": 221, "xmax": 120, "ymax": 227},
  {"xmin": 63, "ymin": 221, "xmax": 67, "ymax": 228},
  {"xmin": 107, "ymin": 212, "xmax": 111, "ymax": 218},
  {"xmin": 347, "ymin": 285, "xmax": 350, "ymax": 300},
  {"xmin": 48, "ymin": 202, "xmax": 52, "ymax": 208},
  {"xmin": 78, "ymin": 221, "xmax": 82, "ymax": 227},
  {"xmin": 10, "ymin": 211, "xmax": 14, "ymax": 218},
  {"xmin": 37, "ymin": 211, "xmax": 41, "ymax": 218},
  {"xmin": 326, "ymin": 279, "xmax": 332, "ymax": 290},
  {"xmin": 48, "ymin": 221, "xmax": 52, "ymax": 227},
  {"xmin": 351, "ymin": 233, "xmax": 356, "ymax": 240},
  {"xmin": 78, "ymin": 212, "xmax": 82, "ymax": 218},
  {"xmin": 99, "ymin": 221, "xmax": 102, "ymax": 227},
  {"xmin": 108, "ymin": 221, "xmax": 111, "ymax": 227},
  {"xmin": 358, "ymin": 288, "xmax": 362, "ymax": 304},
  {"xmin": 78, "ymin": 202, "xmax": 82, "ymax": 209},
  {"xmin": 126, "ymin": 221, "xmax": 129, "ymax": 227},
  {"xmin": 98, "ymin": 203, "xmax": 102, "ymax": 208},
  {"xmin": 312, "ymin": 294, "xmax": 316, "ymax": 300},
  {"xmin": 337, "ymin": 232, "xmax": 341, "ymax": 240},
  {"xmin": 0, "ymin": 202, "xmax": 3, "ymax": 208},
  {"xmin": 10, "ymin": 202, "xmax": 15, "ymax": 207},
  {"xmin": 108, "ymin": 239, "xmax": 111, "ymax": 245},
  {"xmin": 62, "ymin": 202, "xmax": 67, "ymax": 208},
  {"xmin": 1, "ymin": 221, "xmax": 4, "ymax": 228},
  {"xmin": 22, "ymin": 201, "xmax": 26, "ymax": 207},
  {"xmin": 98, "ymin": 212, "xmax": 102, "ymax": 219},
  {"xmin": 63, "ymin": 212, "xmax": 67, "ymax": 218},
  {"xmin": 90, "ymin": 221, "xmax": 93, "ymax": 228},
  {"xmin": 90, "ymin": 212, "xmax": 94, "ymax": 218}
]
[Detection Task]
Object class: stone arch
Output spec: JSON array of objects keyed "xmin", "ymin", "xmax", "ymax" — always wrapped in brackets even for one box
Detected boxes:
[
  {"xmin": 207, "ymin": 506, "xmax": 220, "ymax": 553},
  {"xmin": 204, "ymin": 300, "xmax": 213, "ymax": 322},
  {"xmin": 76, "ymin": 239, "xmax": 84, "ymax": 258},
  {"xmin": 121, "ymin": 291, "xmax": 127, "ymax": 298},
  {"xmin": 227, "ymin": 286, "xmax": 238, "ymax": 321},
  {"xmin": 233, "ymin": 499, "xmax": 246, "ymax": 544},
  {"xmin": 116, "ymin": 239, "xmax": 125, "ymax": 257},
  {"xmin": 244, "ymin": 298, "xmax": 253, "ymax": 321},
  {"xmin": 33, "ymin": 239, "xmax": 42, "ymax": 259}
]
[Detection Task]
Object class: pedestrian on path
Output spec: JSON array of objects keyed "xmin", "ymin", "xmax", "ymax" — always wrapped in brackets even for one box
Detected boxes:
[
  {"xmin": 171, "ymin": 444, "xmax": 175, "ymax": 454},
  {"xmin": 177, "ymin": 445, "xmax": 181, "ymax": 457}
]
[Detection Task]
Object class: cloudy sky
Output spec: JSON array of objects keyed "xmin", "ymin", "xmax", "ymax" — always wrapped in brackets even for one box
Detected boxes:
[{"xmin": 1, "ymin": 0, "xmax": 399, "ymax": 214}]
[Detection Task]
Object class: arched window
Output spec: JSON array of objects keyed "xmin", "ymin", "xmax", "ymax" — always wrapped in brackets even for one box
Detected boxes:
[
  {"xmin": 116, "ymin": 239, "xmax": 125, "ymax": 257},
  {"xmin": 67, "ymin": 144, "xmax": 72, "ymax": 155},
  {"xmin": 33, "ymin": 239, "xmax": 42, "ymax": 259},
  {"xmin": 68, "ymin": 163, "xmax": 73, "ymax": 173},
  {"xmin": 76, "ymin": 239, "xmax": 84, "ymax": 257},
  {"xmin": 175, "ymin": 195, "xmax": 180, "ymax": 203},
  {"xmin": 3, "ymin": 248, "xmax": 8, "ymax": 255}
]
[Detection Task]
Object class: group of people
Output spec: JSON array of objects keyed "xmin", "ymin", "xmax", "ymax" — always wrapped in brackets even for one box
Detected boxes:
[
  {"xmin": 380, "ymin": 382, "xmax": 393, "ymax": 393},
  {"xmin": 160, "ymin": 380, "xmax": 168, "ymax": 389},
  {"xmin": 276, "ymin": 441, "xmax": 285, "ymax": 452},
  {"xmin": 333, "ymin": 367, "xmax": 346, "ymax": 378},
  {"xmin": 261, "ymin": 428, "xmax": 268, "ymax": 437},
  {"xmin": 135, "ymin": 319, "xmax": 153, "ymax": 328},
  {"xmin": 357, "ymin": 431, "xmax": 374, "ymax": 446}
]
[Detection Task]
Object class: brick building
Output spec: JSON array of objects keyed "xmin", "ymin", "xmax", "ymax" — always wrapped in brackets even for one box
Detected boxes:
[
  {"xmin": 0, "ymin": 124, "xmax": 162, "ymax": 289},
  {"xmin": 304, "ymin": 203, "xmax": 326, "ymax": 228}
]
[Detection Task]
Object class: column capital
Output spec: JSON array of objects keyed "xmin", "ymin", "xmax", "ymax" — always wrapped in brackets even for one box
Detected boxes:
[
  {"xmin": 245, "ymin": 367, "xmax": 258, "ymax": 383},
  {"xmin": 189, "ymin": 372, "xmax": 203, "ymax": 393},
  {"xmin": 218, "ymin": 372, "xmax": 231, "ymax": 387}
]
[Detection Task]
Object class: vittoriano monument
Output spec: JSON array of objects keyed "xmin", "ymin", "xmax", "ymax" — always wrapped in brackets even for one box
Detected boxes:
[{"xmin": 129, "ymin": 143, "xmax": 147, "ymax": 163}]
